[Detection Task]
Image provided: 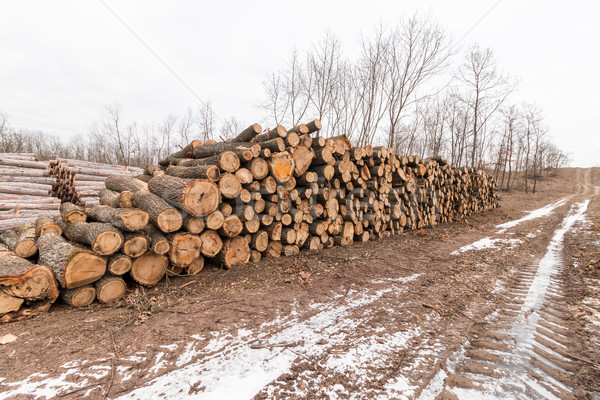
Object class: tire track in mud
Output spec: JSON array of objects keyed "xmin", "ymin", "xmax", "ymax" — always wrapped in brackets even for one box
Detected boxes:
[{"xmin": 421, "ymin": 200, "xmax": 591, "ymax": 399}]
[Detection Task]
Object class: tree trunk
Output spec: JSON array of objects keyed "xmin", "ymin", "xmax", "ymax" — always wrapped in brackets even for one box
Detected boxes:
[{"xmin": 35, "ymin": 215, "xmax": 63, "ymax": 237}]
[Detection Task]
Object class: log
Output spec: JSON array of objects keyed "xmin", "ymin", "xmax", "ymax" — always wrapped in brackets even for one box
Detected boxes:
[
  {"xmin": 0, "ymin": 223, "xmax": 37, "ymax": 258},
  {"xmin": 245, "ymin": 157, "xmax": 269, "ymax": 180},
  {"xmin": 232, "ymin": 123, "xmax": 262, "ymax": 142},
  {"xmin": 183, "ymin": 214, "xmax": 206, "ymax": 234},
  {"xmin": 304, "ymin": 119, "xmax": 322, "ymax": 134},
  {"xmin": 94, "ymin": 274, "xmax": 127, "ymax": 303},
  {"xmin": 193, "ymin": 142, "xmax": 258, "ymax": 159},
  {"xmin": 200, "ymin": 229, "xmax": 223, "ymax": 257},
  {"xmin": 60, "ymin": 202, "xmax": 86, "ymax": 224},
  {"xmin": 269, "ymin": 152, "xmax": 295, "ymax": 183},
  {"xmin": 107, "ymin": 254, "xmax": 133, "ymax": 275},
  {"xmin": 0, "ymin": 244, "xmax": 59, "ymax": 314},
  {"xmin": 219, "ymin": 173, "xmax": 242, "ymax": 199},
  {"xmin": 168, "ymin": 232, "xmax": 202, "ymax": 266},
  {"xmin": 37, "ymin": 233, "xmax": 106, "ymax": 289},
  {"xmin": 88, "ymin": 205, "xmax": 149, "ymax": 232},
  {"xmin": 165, "ymin": 164, "xmax": 221, "ymax": 181},
  {"xmin": 291, "ymin": 145, "xmax": 314, "ymax": 177},
  {"xmin": 99, "ymin": 189, "xmax": 135, "ymax": 208},
  {"xmin": 219, "ymin": 215, "xmax": 243, "ymax": 237},
  {"xmin": 64, "ymin": 222, "xmax": 123, "ymax": 256},
  {"xmin": 35, "ymin": 215, "xmax": 62, "ymax": 236},
  {"xmin": 255, "ymin": 125, "xmax": 287, "ymax": 141},
  {"xmin": 250, "ymin": 231, "xmax": 269, "ymax": 252},
  {"xmin": 184, "ymin": 256, "xmax": 205, "ymax": 275},
  {"xmin": 104, "ymin": 175, "xmax": 148, "ymax": 193},
  {"xmin": 148, "ymin": 175, "xmax": 220, "ymax": 217},
  {"xmin": 61, "ymin": 285, "xmax": 96, "ymax": 307},
  {"xmin": 122, "ymin": 232, "xmax": 149, "ymax": 258},
  {"xmin": 206, "ymin": 210, "xmax": 225, "ymax": 230},
  {"xmin": 215, "ymin": 236, "xmax": 250, "ymax": 268},
  {"xmin": 143, "ymin": 225, "xmax": 171, "ymax": 255},
  {"xmin": 132, "ymin": 190, "xmax": 183, "ymax": 233},
  {"xmin": 130, "ymin": 253, "xmax": 168, "ymax": 286}
]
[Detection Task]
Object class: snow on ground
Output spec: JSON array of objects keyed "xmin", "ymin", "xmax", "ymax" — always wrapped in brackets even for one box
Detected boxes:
[
  {"xmin": 0, "ymin": 274, "xmax": 424, "ymax": 400},
  {"xmin": 451, "ymin": 237, "xmax": 522, "ymax": 255},
  {"xmin": 495, "ymin": 198, "xmax": 567, "ymax": 233},
  {"xmin": 421, "ymin": 200, "xmax": 590, "ymax": 399}
]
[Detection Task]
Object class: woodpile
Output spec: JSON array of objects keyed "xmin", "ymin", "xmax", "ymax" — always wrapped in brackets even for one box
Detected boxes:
[
  {"xmin": 0, "ymin": 153, "xmax": 61, "ymax": 232},
  {"xmin": 47, "ymin": 158, "xmax": 143, "ymax": 207},
  {"xmin": 0, "ymin": 120, "xmax": 498, "ymax": 319}
]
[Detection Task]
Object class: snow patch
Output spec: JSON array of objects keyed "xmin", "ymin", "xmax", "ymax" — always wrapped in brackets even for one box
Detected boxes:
[
  {"xmin": 451, "ymin": 237, "xmax": 522, "ymax": 255},
  {"xmin": 496, "ymin": 198, "xmax": 567, "ymax": 233}
]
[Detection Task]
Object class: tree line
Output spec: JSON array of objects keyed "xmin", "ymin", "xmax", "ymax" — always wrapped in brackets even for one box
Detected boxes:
[{"xmin": 0, "ymin": 15, "xmax": 568, "ymax": 192}]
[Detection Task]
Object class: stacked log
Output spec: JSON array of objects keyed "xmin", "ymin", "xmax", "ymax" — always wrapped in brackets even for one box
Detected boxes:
[
  {"xmin": 47, "ymin": 158, "xmax": 143, "ymax": 207},
  {"xmin": 0, "ymin": 120, "xmax": 498, "ymax": 318},
  {"xmin": 0, "ymin": 153, "xmax": 60, "ymax": 232}
]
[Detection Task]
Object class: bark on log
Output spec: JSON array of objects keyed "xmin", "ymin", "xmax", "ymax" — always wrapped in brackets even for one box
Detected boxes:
[
  {"xmin": 142, "ymin": 225, "xmax": 171, "ymax": 255},
  {"xmin": 88, "ymin": 205, "xmax": 149, "ymax": 232},
  {"xmin": 232, "ymin": 123, "xmax": 262, "ymax": 142},
  {"xmin": 59, "ymin": 202, "xmax": 86, "ymax": 224},
  {"xmin": 148, "ymin": 175, "xmax": 220, "ymax": 217},
  {"xmin": 64, "ymin": 221, "xmax": 123, "ymax": 256},
  {"xmin": 165, "ymin": 164, "xmax": 221, "ymax": 181},
  {"xmin": 132, "ymin": 190, "xmax": 183, "ymax": 233},
  {"xmin": 0, "ymin": 244, "xmax": 59, "ymax": 314},
  {"xmin": 37, "ymin": 233, "xmax": 106, "ymax": 289},
  {"xmin": 104, "ymin": 175, "xmax": 148, "ymax": 193},
  {"xmin": 35, "ymin": 215, "xmax": 62, "ymax": 236}
]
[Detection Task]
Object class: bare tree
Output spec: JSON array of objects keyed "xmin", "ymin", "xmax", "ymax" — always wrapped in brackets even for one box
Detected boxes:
[
  {"xmin": 384, "ymin": 15, "xmax": 452, "ymax": 148},
  {"xmin": 457, "ymin": 44, "xmax": 515, "ymax": 167},
  {"xmin": 219, "ymin": 116, "xmax": 242, "ymax": 141},
  {"xmin": 196, "ymin": 101, "xmax": 216, "ymax": 142}
]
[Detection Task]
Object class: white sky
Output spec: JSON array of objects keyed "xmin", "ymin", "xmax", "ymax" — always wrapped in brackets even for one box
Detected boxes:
[{"xmin": 0, "ymin": 1, "xmax": 598, "ymax": 166}]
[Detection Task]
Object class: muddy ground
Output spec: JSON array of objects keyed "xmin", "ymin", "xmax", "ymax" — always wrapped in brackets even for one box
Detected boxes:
[{"xmin": 0, "ymin": 168, "xmax": 599, "ymax": 399}]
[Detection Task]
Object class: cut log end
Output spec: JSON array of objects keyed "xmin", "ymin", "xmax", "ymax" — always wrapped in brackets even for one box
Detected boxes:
[
  {"xmin": 65, "ymin": 252, "xmax": 107, "ymax": 289},
  {"xmin": 156, "ymin": 209, "xmax": 183, "ymax": 233},
  {"xmin": 92, "ymin": 230, "xmax": 123, "ymax": 256}
]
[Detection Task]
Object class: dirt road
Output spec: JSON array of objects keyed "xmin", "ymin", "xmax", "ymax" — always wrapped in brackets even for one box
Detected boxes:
[{"xmin": 1, "ymin": 168, "xmax": 599, "ymax": 399}]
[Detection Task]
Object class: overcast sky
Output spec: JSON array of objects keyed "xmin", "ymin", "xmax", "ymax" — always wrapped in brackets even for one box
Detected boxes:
[{"xmin": 0, "ymin": 1, "xmax": 598, "ymax": 166}]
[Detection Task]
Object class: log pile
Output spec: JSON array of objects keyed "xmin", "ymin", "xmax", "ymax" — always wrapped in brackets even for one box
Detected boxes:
[
  {"xmin": 0, "ymin": 153, "xmax": 61, "ymax": 232},
  {"xmin": 47, "ymin": 158, "xmax": 143, "ymax": 207},
  {"xmin": 0, "ymin": 120, "xmax": 498, "ymax": 318}
]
